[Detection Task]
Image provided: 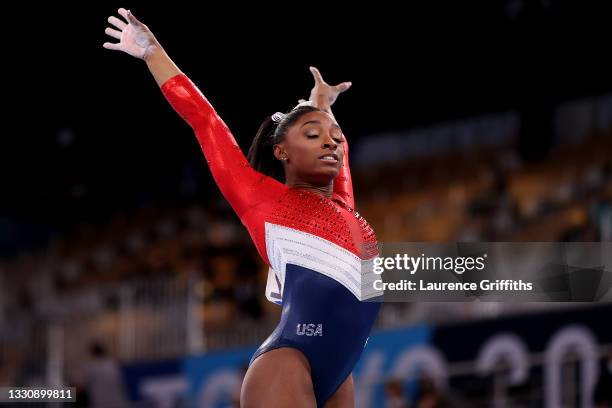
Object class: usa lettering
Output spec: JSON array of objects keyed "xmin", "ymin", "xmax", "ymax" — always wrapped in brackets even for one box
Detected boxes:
[{"xmin": 296, "ymin": 323, "xmax": 323, "ymax": 336}]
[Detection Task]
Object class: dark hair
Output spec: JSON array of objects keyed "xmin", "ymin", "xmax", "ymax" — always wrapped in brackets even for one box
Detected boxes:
[{"xmin": 247, "ymin": 105, "xmax": 322, "ymax": 183}]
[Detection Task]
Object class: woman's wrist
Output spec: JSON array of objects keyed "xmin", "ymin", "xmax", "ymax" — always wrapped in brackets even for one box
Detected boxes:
[
  {"xmin": 144, "ymin": 43, "xmax": 182, "ymax": 87},
  {"xmin": 310, "ymin": 97, "xmax": 331, "ymax": 113},
  {"xmin": 143, "ymin": 41, "xmax": 163, "ymax": 62}
]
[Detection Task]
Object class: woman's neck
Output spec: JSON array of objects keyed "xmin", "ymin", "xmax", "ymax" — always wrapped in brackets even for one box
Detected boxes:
[{"xmin": 287, "ymin": 181, "xmax": 333, "ymax": 198}]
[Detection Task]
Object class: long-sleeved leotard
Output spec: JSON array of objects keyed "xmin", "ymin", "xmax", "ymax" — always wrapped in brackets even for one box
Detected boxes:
[{"xmin": 161, "ymin": 73, "xmax": 381, "ymax": 407}]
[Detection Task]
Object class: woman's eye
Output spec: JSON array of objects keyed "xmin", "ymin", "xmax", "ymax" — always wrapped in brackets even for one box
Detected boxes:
[
  {"xmin": 333, "ymin": 138, "xmax": 342, "ymax": 143},
  {"xmin": 307, "ymin": 134, "xmax": 319, "ymax": 138}
]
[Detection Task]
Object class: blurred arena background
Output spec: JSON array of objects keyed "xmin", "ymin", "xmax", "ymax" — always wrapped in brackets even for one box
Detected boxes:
[{"xmin": 2, "ymin": 1, "xmax": 612, "ymax": 407}]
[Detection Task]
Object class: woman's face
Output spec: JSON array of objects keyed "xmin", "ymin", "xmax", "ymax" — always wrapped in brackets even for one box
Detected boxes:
[{"xmin": 275, "ymin": 111, "xmax": 345, "ymax": 185}]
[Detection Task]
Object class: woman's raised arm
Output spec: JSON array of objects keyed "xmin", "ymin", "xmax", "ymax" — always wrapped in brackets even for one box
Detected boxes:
[
  {"xmin": 103, "ymin": 8, "xmax": 180, "ymax": 86},
  {"xmin": 305, "ymin": 67, "xmax": 355, "ymax": 208},
  {"xmin": 103, "ymin": 8, "xmax": 285, "ymax": 217}
]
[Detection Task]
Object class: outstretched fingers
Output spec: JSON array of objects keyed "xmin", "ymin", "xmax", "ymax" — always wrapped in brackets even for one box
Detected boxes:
[
  {"xmin": 310, "ymin": 66, "xmax": 352, "ymax": 93},
  {"xmin": 107, "ymin": 15, "xmax": 127, "ymax": 30},
  {"xmin": 334, "ymin": 81, "xmax": 352, "ymax": 93},
  {"xmin": 102, "ymin": 42, "xmax": 121, "ymax": 51},
  {"xmin": 125, "ymin": 9, "xmax": 145, "ymax": 27},
  {"xmin": 117, "ymin": 8, "xmax": 129, "ymax": 21},
  {"xmin": 309, "ymin": 66, "xmax": 325, "ymax": 85},
  {"xmin": 104, "ymin": 27, "xmax": 122, "ymax": 40},
  {"xmin": 104, "ymin": 11, "xmax": 125, "ymax": 50}
]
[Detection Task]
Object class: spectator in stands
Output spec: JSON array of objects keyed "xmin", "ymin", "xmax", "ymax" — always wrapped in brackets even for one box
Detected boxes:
[{"xmin": 83, "ymin": 341, "xmax": 128, "ymax": 408}]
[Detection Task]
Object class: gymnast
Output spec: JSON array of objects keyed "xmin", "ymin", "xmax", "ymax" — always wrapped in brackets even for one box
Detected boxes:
[{"xmin": 104, "ymin": 8, "xmax": 381, "ymax": 407}]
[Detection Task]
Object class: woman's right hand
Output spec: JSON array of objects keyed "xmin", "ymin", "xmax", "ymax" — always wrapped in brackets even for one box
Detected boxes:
[{"xmin": 103, "ymin": 8, "xmax": 159, "ymax": 61}]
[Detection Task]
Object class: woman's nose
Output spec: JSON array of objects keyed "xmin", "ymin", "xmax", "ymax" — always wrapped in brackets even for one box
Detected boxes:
[
  {"xmin": 322, "ymin": 142, "xmax": 337, "ymax": 150},
  {"xmin": 322, "ymin": 135, "xmax": 338, "ymax": 149}
]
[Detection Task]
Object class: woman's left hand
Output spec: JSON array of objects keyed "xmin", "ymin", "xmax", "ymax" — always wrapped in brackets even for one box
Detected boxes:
[
  {"xmin": 306, "ymin": 66, "xmax": 352, "ymax": 109},
  {"xmin": 103, "ymin": 8, "xmax": 159, "ymax": 61}
]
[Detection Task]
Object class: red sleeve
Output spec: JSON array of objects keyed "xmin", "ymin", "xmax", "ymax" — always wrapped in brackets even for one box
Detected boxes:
[
  {"xmin": 160, "ymin": 74, "xmax": 286, "ymax": 218},
  {"xmin": 333, "ymin": 136, "xmax": 355, "ymax": 208}
]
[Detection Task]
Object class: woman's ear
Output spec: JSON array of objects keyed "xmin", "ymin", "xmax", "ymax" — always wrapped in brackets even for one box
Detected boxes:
[{"xmin": 273, "ymin": 144, "xmax": 288, "ymax": 161}]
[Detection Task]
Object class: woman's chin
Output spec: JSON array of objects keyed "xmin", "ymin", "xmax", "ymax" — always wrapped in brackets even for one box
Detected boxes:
[
  {"xmin": 301, "ymin": 168, "xmax": 340, "ymax": 185},
  {"xmin": 317, "ymin": 168, "xmax": 341, "ymax": 183}
]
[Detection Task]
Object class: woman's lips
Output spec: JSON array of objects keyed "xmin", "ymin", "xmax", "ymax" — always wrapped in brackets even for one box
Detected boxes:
[{"xmin": 319, "ymin": 153, "xmax": 338, "ymax": 163}]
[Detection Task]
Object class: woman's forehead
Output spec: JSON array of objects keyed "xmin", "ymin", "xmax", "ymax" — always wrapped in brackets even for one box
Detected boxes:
[{"xmin": 296, "ymin": 111, "xmax": 339, "ymax": 128}]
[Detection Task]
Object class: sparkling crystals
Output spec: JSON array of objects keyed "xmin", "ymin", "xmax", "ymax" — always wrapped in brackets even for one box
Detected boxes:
[{"xmin": 270, "ymin": 189, "xmax": 378, "ymax": 257}]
